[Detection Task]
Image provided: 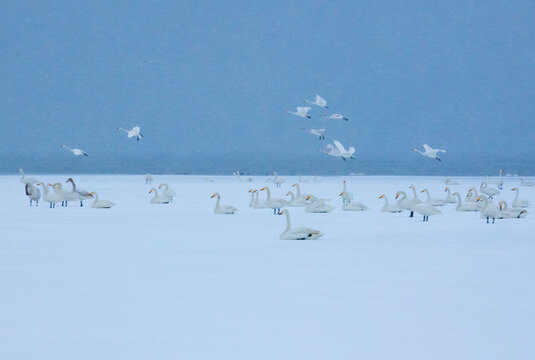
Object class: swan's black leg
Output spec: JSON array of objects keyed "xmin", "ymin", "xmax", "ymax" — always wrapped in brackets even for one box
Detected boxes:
[
  {"xmin": 410, "ymin": 211, "xmax": 414, "ymax": 217},
  {"xmin": 80, "ymin": 201, "xmax": 83, "ymax": 207},
  {"xmin": 492, "ymin": 217, "xmax": 495, "ymax": 224},
  {"xmin": 486, "ymin": 217, "xmax": 489, "ymax": 223},
  {"xmin": 36, "ymin": 200, "xmax": 38, "ymax": 207},
  {"xmin": 29, "ymin": 199, "xmax": 32, "ymax": 206}
]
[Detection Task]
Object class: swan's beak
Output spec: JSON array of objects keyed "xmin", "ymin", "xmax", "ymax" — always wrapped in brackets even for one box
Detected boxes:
[
  {"xmin": 477, "ymin": 197, "xmax": 481, "ymax": 201},
  {"xmin": 339, "ymin": 192, "xmax": 343, "ymax": 196},
  {"xmin": 149, "ymin": 190, "xmax": 153, "ymax": 194},
  {"xmin": 210, "ymin": 194, "xmax": 215, "ymax": 198},
  {"xmin": 420, "ymin": 190, "xmax": 424, "ymax": 193},
  {"xmin": 280, "ymin": 210, "xmax": 284, "ymax": 215},
  {"xmin": 395, "ymin": 194, "xmax": 399, "ymax": 199},
  {"xmin": 445, "ymin": 188, "xmax": 448, "ymax": 192},
  {"xmin": 36, "ymin": 183, "xmax": 41, "ymax": 186},
  {"xmin": 89, "ymin": 192, "xmax": 94, "ymax": 196},
  {"xmin": 306, "ymin": 196, "xmax": 310, "ymax": 200},
  {"xmin": 292, "ymin": 184, "xmax": 296, "ymax": 186},
  {"xmin": 379, "ymin": 195, "xmax": 384, "ymax": 199},
  {"xmin": 48, "ymin": 183, "xmax": 52, "ymax": 186},
  {"xmin": 512, "ymin": 188, "xmax": 516, "ymax": 191},
  {"xmin": 260, "ymin": 187, "xmax": 265, "ymax": 191}
]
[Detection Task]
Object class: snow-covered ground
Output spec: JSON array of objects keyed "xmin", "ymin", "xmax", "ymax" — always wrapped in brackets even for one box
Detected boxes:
[{"xmin": 1, "ymin": 175, "xmax": 534, "ymax": 360}]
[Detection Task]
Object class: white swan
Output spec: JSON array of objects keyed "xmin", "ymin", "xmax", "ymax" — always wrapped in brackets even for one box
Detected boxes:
[
  {"xmin": 252, "ymin": 189, "xmax": 266, "ymax": 209},
  {"xmin": 395, "ymin": 191, "xmax": 417, "ymax": 217},
  {"xmin": 480, "ymin": 182, "xmax": 500, "ymax": 199},
  {"xmin": 445, "ymin": 179, "xmax": 460, "ymax": 185},
  {"xmin": 291, "ymin": 183, "xmax": 316, "ymax": 204},
  {"xmin": 498, "ymin": 201, "xmax": 528, "ymax": 219},
  {"xmin": 322, "ymin": 140, "xmax": 356, "ymax": 161},
  {"xmin": 149, "ymin": 188, "xmax": 170, "ymax": 204},
  {"xmin": 301, "ymin": 128, "xmax": 325, "ymax": 140},
  {"xmin": 285, "ymin": 191, "xmax": 306, "ymax": 207},
  {"xmin": 260, "ymin": 186, "xmax": 287, "ymax": 214},
  {"xmin": 18, "ymin": 168, "xmax": 38, "ymax": 185},
  {"xmin": 412, "ymin": 144, "xmax": 446, "ymax": 161},
  {"xmin": 339, "ymin": 180, "xmax": 353, "ymax": 204},
  {"xmin": 444, "ymin": 187, "xmax": 457, "ymax": 204},
  {"xmin": 286, "ymin": 106, "xmax": 311, "ymax": 119},
  {"xmin": 489, "ymin": 169, "xmax": 504, "ymax": 189},
  {"xmin": 305, "ymin": 196, "xmax": 334, "ymax": 213},
  {"xmin": 511, "ymin": 187, "xmax": 529, "ymax": 208},
  {"xmin": 36, "ymin": 183, "xmax": 62, "ymax": 208},
  {"xmin": 520, "ymin": 178, "xmax": 534, "ymax": 186},
  {"xmin": 342, "ymin": 200, "xmax": 368, "ymax": 211},
  {"xmin": 52, "ymin": 182, "xmax": 78, "ymax": 206},
  {"xmin": 158, "ymin": 183, "xmax": 176, "ymax": 202},
  {"xmin": 451, "ymin": 192, "xmax": 478, "ymax": 212},
  {"xmin": 413, "ymin": 202, "xmax": 442, "ymax": 222},
  {"xmin": 379, "ymin": 194, "xmax": 401, "ymax": 212},
  {"xmin": 66, "ymin": 178, "xmax": 92, "ymax": 207},
  {"xmin": 279, "ymin": 209, "xmax": 324, "ymax": 240},
  {"xmin": 25, "ymin": 183, "xmax": 41, "ymax": 206},
  {"xmin": 304, "ymin": 94, "xmax": 329, "ymax": 108},
  {"xmin": 248, "ymin": 189, "xmax": 255, "ymax": 207},
  {"xmin": 477, "ymin": 195, "xmax": 499, "ymax": 223},
  {"xmin": 145, "ymin": 173, "xmax": 153, "ymax": 184},
  {"xmin": 409, "ymin": 185, "xmax": 423, "ymax": 204},
  {"xmin": 466, "ymin": 187, "xmax": 478, "ymax": 203},
  {"xmin": 61, "ymin": 144, "xmax": 88, "ymax": 156},
  {"xmin": 118, "ymin": 126, "xmax": 144, "ymax": 141},
  {"xmin": 90, "ymin": 192, "xmax": 116, "ymax": 208},
  {"xmin": 272, "ymin": 172, "xmax": 285, "ymax": 187},
  {"xmin": 321, "ymin": 113, "xmax": 349, "ymax": 121},
  {"xmin": 210, "ymin": 193, "xmax": 237, "ymax": 214},
  {"xmin": 420, "ymin": 189, "xmax": 446, "ymax": 206}
]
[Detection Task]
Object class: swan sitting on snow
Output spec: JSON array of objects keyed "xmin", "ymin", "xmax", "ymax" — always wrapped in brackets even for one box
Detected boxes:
[
  {"xmin": 444, "ymin": 187, "xmax": 457, "ymax": 204},
  {"xmin": 25, "ymin": 183, "xmax": 41, "ymax": 206},
  {"xmin": 520, "ymin": 178, "xmax": 534, "ymax": 187},
  {"xmin": 420, "ymin": 189, "xmax": 446, "ymax": 206},
  {"xmin": 145, "ymin": 174, "xmax": 153, "ymax": 184},
  {"xmin": 379, "ymin": 194, "xmax": 401, "ymax": 213},
  {"xmin": 342, "ymin": 200, "xmax": 368, "ymax": 211},
  {"xmin": 395, "ymin": 191, "xmax": 417, "ymax": 217},
  {"xmin": 511, "ymin": 187, "xmax": 529, "ymax": 208},
  {"xmin": 445, "ymin": 179, "xmax": 460, "ymax": 185},
  {"xmin": 149, "ymin": 188, "xmax": 170, "ymax": 204},
  {"xmin": 451, "ymin": 192, "xmax": 478, "ymax": 212},
  {"xmin": 158, "ymin": 183, "xmax": 176, "ymax": 202},
  {"xmin": 211, "ymin": 193, "xmax": 237, "ymax": 214},
  {"xmin": 90, "ymin": 192, "xmax": 116, "ymax": 208},
  {"xmin": 498, "ymin": 201, "xmax": 528, "ymax": 219},
  {"xmin": 339, "ymin": 180, "xmax": 353, "ymax": 204},
  {"xmin": 285, "ymin": 191, "xmax": 306, "ymax": 207},
  {"xmin": 279, "ymin": 209, "xmax": 324, "ymax": 240},
  {"xmin": 305, "ymin": 196, "xmax": 334, "ymax": 213}
]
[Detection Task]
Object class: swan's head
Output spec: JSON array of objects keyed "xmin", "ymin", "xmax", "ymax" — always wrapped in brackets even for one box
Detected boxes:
[
  {"xmin": 149, "ymin": 189, "xmax": 153, "ymax": 194},
  {"xmin": 339, "ymin": 192, "xmax": 344, "ymax": 196},
  {"xmin": 420, "ymin": 190, "xmax": 425, "ymax": 193},
  {"xmin": 306, "ymin": 196, "xmax": 311, "ymax": 200},
  {"xmin": 499, "ymin": 203, "xmax": 503, "ymax": 210},
  {"xmin": 279, "ymin": 210, "xmax": 284, "ymax": 215},
  {"xmin": 89, "ymin": 192, "xmax": 95, "ymax": 197},
  {"xmin": 343, "ymin": 180, "xmax": 346, "ymax": 184},
  {"xmin": 379, "ymin": 195, "xmax": 384, "ymax": 199},
  {"xmin": 452, "ymin": 192, "xmax": 458, "ymax": 196},
  {"xmin": 292, "ymin": 183, "xmax": 297, "ymax": 187},
  {"xmin": 260, "ymin": 187, "xmax": 266, "ymax": 191},
  {"xmin": 395, "ymin": 193, "xmax": 400, "ymax": 199},
  {"xmin": 445, "ymin": 187, "xmax": 449, "ymax": 192},
  {"xmin": 66, "ymin": 178, "xmax": 73, "ymax": 183},
  {"xmin": 36, "ymin": 183, "xmax": 41, "ymax": 186},
  {"xmin": 409, "ymin": 185, "xmax": 415, "ymax": 189}
]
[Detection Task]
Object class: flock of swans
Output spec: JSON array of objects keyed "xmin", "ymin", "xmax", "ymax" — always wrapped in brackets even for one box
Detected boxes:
[
  {"xmin": 285, "ymin": 94, "xmax": 447, "ymax": 163},
  {"xmin": 18, "ymin": 166, "xmax": 532, "ymax": 239}
]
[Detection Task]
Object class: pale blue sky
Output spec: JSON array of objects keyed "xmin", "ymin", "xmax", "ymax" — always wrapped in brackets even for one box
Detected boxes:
[{"xmin": 1, "ymin": 0, "xmax": 534, "ymax": 175}]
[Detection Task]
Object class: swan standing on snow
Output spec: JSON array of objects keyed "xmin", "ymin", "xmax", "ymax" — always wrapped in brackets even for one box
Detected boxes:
[
  {"xmin": 304, "ymin": 95, "xmax": 329, "ymax": 109},
  {"xmin": 420, "ymin": 189, "xmax": 446, "ymax": 206},
  {"xmin": 466, "ymin": 187, "xmax": 479, "ymax": 203},
  {"xmin": 158, "ymin": 183, "xmax": 176, "ymax": 202},
  {"xmin": 520, "ymin": 178, "xmax": 534, "ymax": 187},
  {"xmin": 511, "ymin": 188, "xmax": 529, "ymax": 208},
  {"xmin": 412, "ymin": 144, "xmax": 446, "ymax": 161},
  {"xmin": 90, "ymin": 192, "xmax": 116, "ymax": 208},
  {"xmin": 321, "ymin": 113, "xmax": 349, "ymax": 121},
  {"xmin": 210, "ymin": 193, "xmax": 237, "ymax": 214},
  {"xmin": 260, "ymin": 186, "xmax": 287, "ymax": 214},
  {"xmin": 272, "ymin": 172, "xmax": 285, "ymax": 187},
  {"xmin": 149, "ymin": 188, "xmax": 170, "ymax": 204},
  {"xmin": 477, "ymin": 195, "xmax": 499, "ymax": 223},
  {"xmin": 118, "ymin": 126, "xmax": 144, "ymax": 141},
  {"xmin": 66, "ymin": 178, "xmax": 92, "ymax": 206},
  {"xmin": 444, "ymin": 187, "xmax": 457, "ymax": 204},
  {"xmin": 252, "ymin": 189, "xmax": 266, "ymax": 209},
  {"xmin": 25, "ymin": 183, "xmax": 41, "ymax": 206},
  {"xmin": 145, "ymin": 174, "xmax": 153, "ymax": 184},
  {"xmin": 279, "ymin": 209, "xmax": 323, "ymax": 240},
  {"xmin": 413, "ymin": 202, "xmax": 441, "ymax": 222},
  {"xmin": 36, "ymin": 183, "xmax": 62, "ymax": 208},
  {"xmin": 451, "ymin": 192, "xmax": 478, "ymax": 212},
  {"xmin": 445, "ymin": 179, "xmax": 460, "ymax": 185},
  {"xmin": 339, "ymin": 180, "xmax": 353, "ymax": 204},
  {"xmin": 480, "ymin": 182, "xmax": 500, "ymax": 199},
  {"xmin": 286, "ymin": 107, "xmax": 311, "ymax": 119},
  {"xmin": 395, "ymin": 191, "xmax": 417, "ymax": 217},
  {"xmin": 489, "ymin": 169, "xmax": 504, "ymax": 189},
  {"xmin": 498, "ymin": 201, "xmax": 528, "ymax": 219},
  {"xmin": 301, "ymin": 128, "xmax": 325, "ymax": 140},
  {"xmin": 52, "ymin": 183, "xmax": 78, "ymax": 206},
  {"xmin": 61, "ymin": 145, "xmax": 88, "ymax": 157},
  {"xmin": 379, "ymin": 194, "xmax": 401, "ymax": 213},
  {"xmin": 18, "ymin": 168, "xmax": 38, "ymax": 185}
]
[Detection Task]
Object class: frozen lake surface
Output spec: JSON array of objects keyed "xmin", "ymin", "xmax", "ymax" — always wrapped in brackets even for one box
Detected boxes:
[{"xmin": 1, "ymin": 175, "xmax": 534, "ymax": 359}]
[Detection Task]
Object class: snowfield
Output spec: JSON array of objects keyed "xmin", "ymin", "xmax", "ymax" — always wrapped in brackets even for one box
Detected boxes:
[{"xmin": 1, "ymin": 175, "xmax": 534, "ymax": 360}]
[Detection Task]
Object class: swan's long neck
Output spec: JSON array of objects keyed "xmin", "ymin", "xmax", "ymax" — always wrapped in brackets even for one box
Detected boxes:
[
  {"xmin": 295, "ymin": 184, "xmax": 301, "ymax": 196},
  {"xmin": 287, "ymin": 191, "xmax": 295, "ymax": 202},
  {"xmin": 499, "ymin": 200, "xmax": 508, "ymax": 211},
  {"xmin": 514, "ymin": 188, "xmax": 519, "ymax": 200},
  {"xmin": 215, "ymin": 195, "xmax": 221, "ymax": 209},
  {"xmin": 249, "ymin": 192, "xmax": 254, "ymax": 206},
  {"xmin": 397, "ymin": 192, "xmax": 407, "ymax": 204},
  {"xmin": 40, "ymin": 183, "xmax": 49, "ymax": 194},
  {"xmin": 19, "ymin": 169, "xmax": 25, "ymax": 181},
  {"xmin": 284, "ymin": 211, "xmax": 291, "ymax": 231},
  {"xmin": 343, "ymin": 181, "xmax": 347, "ymax": 193},
  {"xmin": 93, "ymin": 192, "xmax": 99, "ymax": 201},
  {"xmin": 480, "ymin": 196, "xmax": 489, "ymax": 210},
  {"xmin": 455, "ymin": 193, "xmax": 462, "ymax": 209},
  {"xmin": 423, "ymin": 189, "xmax": 430, "ymax": 201},
  {"xmin": 118, "ymin": 127, "xmax": 128, "ymax": 133},
  {"xmin": 68, "ymin": 179, "xmax": 77, "ymax": 192},
  {"xmin": 383, "ymin": 196, "xmax": 389, "ymax": 205},
  {"xmin": 410, "ymin": 187, "xmax": 418, "ymax": 200},
  {"xmin": 264, "ymin": 187, "xmax": 271, "ymax": 201},
  {"xmin": 446, "ymin": 188, "xmax": 451, "ymax": 196},
  {"xmin": 471, "ymin": 188, "xmax": 478, "ymax": 197},
  {"xmin": 25, "ymin": 183, "xmax": 31, "ymax": 196}
]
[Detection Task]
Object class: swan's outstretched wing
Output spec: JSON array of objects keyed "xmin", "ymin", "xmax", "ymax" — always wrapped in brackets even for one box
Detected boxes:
[
  {"xmin": 333, "ymin": 140, "xmax": 346, "ymax": 153},
  {"xmin": 422, "ymin": 144, "xmax": 433, "ymax": 152},
  {"xmin": 435, "ymin": 149, "xmax": 446, "ymax": 153},
  {"xmin": 297, "ymin": 107, "xmax": 311, "ymax": 115},
  {"xmin": 132, "ymin": 126, "xmax": 141, "ymax": 133},
  {"xmin": 348, "ymin": 146, "xmax": 356, "ymax": 155},
  {"xmin": 315, "ymin": 95, "xmax": 327, "ymax": 106}
]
